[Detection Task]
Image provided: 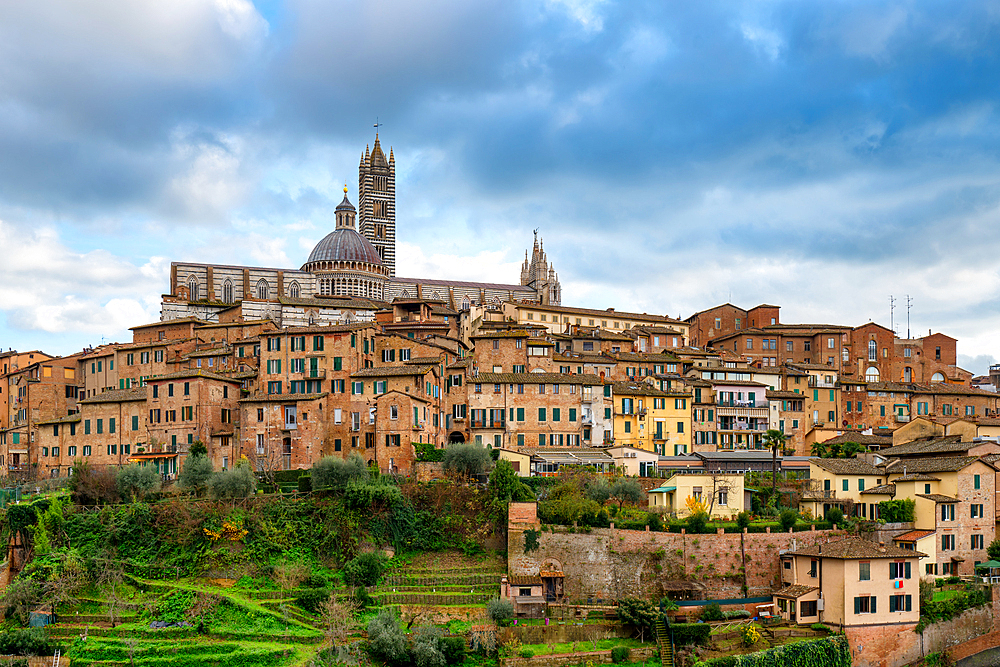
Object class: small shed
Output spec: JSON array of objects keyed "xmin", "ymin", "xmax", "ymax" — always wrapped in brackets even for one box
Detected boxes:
[{"xmin": 28, "ymin": 605, "xmax": 55, "ymax": 628}]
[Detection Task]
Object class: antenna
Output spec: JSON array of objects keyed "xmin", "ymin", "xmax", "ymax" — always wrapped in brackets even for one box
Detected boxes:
[
  {"xmin": 906, "ymin": 295, "xmax": 913, "ymax": 339},
  {"xmin": 373, "ymin": 118, "xmax": 382, "ymax": 137},
  {"xmin": 889, "ymin": 296, "xmax": 896, "ymax": 335}
]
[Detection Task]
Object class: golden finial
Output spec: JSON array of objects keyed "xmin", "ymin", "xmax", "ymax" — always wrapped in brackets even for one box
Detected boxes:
[{"xmin": 343, "ymin": 183, "xmax": 348, "ymax": 195}]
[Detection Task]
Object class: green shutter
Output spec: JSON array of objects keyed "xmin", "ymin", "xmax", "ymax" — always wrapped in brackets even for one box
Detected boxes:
[
  {"xmin": 538, "ymin": 408, "xmax": 546, "ymax": 422},
  {"xmin": 569, "ymin": 408, "xmax": 577, "ymax": 421},
  {"xmin": 517, "ymin": 408, "xmax": 524, "ymax": 421},
  {"xmin": 854, "ymin": 597, "xmax": 860, "ymax": 614},
  {"xmin": 904, "ymin": 562, "xmax": 911, "ymax": 579},
  {"xmin": 552, "ymin": 408, "xmax": 560, "ymax": 422},
  {"xmin": 870, "ymin": 596, "xmax": 876, "ymax": 614},
  {"xmin": 905, "ymin": 595, "xmax": 912, "ymax": 612},
  {"xmin": 334, "ymin": 357, "xmax": 342, "ymax": 371}
]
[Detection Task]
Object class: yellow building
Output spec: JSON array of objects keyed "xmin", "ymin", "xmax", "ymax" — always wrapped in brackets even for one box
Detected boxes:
[
  {"xmin": 799, "ymin": 458, "xmax": 889, "ymax": 521},
  {"xmin": 774, "ymin": 538, "xmax": 922, "ymax": 631},
  {"xmin": 648, "ymin": 471, "xmax": 746, "ymax": 519},
  {"xmin": 611, "ymin": 381, "xmax": 691, "ymax": 455}
]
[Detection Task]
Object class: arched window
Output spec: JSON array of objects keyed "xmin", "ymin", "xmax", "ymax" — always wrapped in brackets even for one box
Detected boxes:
[
  {"xmin": 865, "ymin": 366, "xmax": 880, "ymax": 382},
  {"xmin": 904, "ymin": 367, "xmax": 912, "ymax": 382},
  {"xmin": 288, "ymin": 281, "xmax": 300, "ymax": 298},
  {"xmin": 222, "ymin": 279, "xmax": 234, "ymax": 303},
  {"xmin": 931, "ymin": 372, "xmax": 945, "ymax": 383},
  {"xmin": 431, "ymin": 291, "xmax": 441, "ymax": 301},
  {"xmin": 461, "ymin": 297, "xmax": 470, "ymax": 311},
  {"xmin": 187, "ymin": 276, "xmax": 200, "ymax": 301},
  {"xmin": 256, "ymin": 279, "xmax": 269, "ymax": 300},
  {"xmin": 401, "ymin": 290, "xmax": 411, "ymax": 299},
  {"xmin": 868, "ymin": 340, "xmax": 877, "ymax": 361},
  {"xmin": 842, "ymin": 347, "xmax": 850, "ymax": 363}
]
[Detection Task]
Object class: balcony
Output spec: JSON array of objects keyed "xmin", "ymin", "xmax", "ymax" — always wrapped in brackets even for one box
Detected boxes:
[
  {"xmin": 895, "ymin": 414, "xmax": 911, "ymax": 423},
  {"xmin": 807, "ymin": 378, "xmax": 837, "ymax": 388},
  {"xmin": 716, "ymin": 400, "xmax": 767, "ymax": 408}
]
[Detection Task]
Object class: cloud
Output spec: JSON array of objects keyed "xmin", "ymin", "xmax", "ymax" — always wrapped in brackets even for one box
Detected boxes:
[{"xmin": 0, "ymin": 221, "xmax": 164, "ymax": 338}]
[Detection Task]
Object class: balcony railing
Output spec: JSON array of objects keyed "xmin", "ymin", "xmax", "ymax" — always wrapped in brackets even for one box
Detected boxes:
[
  {"xmin": 716, "ymin": 400, "xmax": 767, "ymax": 408},
  {"xmin": 895, "ymin": 415, "xmax": 911, "ymax": 423}
]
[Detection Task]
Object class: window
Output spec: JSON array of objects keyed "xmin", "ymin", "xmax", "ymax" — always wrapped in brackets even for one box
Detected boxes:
[
  {"xmin": 859, "ymin": 561, "xmax": 870, "ymax": 581},
  {"xmin": 889, "ymin": 561, "xmax": 910, "ymax": 579},
  {"xmin": 972, "ymin": 504, "xmax": 984, "ymax": 519},
  {"xmin": 538, "ymin": 408, "xmax": 547, "ymax": 422},
  {"xmin": 868, "ymin": 340, "xmax": 877, "ymax": 361},
  {"xmin": 865, "ymin": 366, "xmax": 880, "ymax": 382},
  {"xmin": 942, "ymin": 534, "xmax": 955, "ymax": 551},
  {"xmin": 842, "ymin": 479, "xmax": 849, "ymax": 491},
  {"xmin": 717, "ymin": 489, "xmax": 728, "ymax": 506},
  {"xmin": 83, "ymin": 445, "xmax": 91, "ymax": 456},
  {"xmin": 975, "ymin": 474, "xmax": 981, "ymax": 490},
  {"xmin": 941, "ymin": 504, "xmax": 955, "ymax": 521},
  {"xmin": 786, "ymin": 341, "xmax": 793, "ymax": 352},
  {"xmin": 808, "ymin": 559, "xmax": 818, "ymax": 578},
  {"xmin": 800, "ymin": 601, "xmax": 817, "ymax": 617},
  {"xmin": 972, "ymin": 534, "xmax": 985, "ymax": 549},
  {"xmin": 858, "ymin": 479, "xmax": 865, "ymax": 491},
  {"xmin": 889, "ymin": 595, "xmax": 912, "ymax": 613},
  {"xmin": 854, "ymin": 596, "xmax": 874, "ymax": 614}
]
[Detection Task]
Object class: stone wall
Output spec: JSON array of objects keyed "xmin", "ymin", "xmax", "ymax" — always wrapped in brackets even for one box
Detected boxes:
[{"xmin": 508, "ymin": 505, "xmax": 844, "ymax": 600}]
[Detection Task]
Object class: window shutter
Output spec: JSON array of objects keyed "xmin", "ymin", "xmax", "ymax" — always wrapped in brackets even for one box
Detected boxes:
[
  {"xmin": 889, "ymin": 597, "xmax": 896, "ymax": 613},
  {"xmin": 905, "ymin": 595, "xmax": 912, "ymax": 612},
  {"xmin": 889, "ymin": 562, "xmax": 897, "ymax": 579},
  {"xmin": 870, "ymin": 596, "xmax": 876, "ymax": 614},
  {"xmin": 904, "ymin": 562, "xmax": 911, "ymax": 579},
  {"xmin": 854, "ymin": 597, "xmax": 860, "ymax": 614}
]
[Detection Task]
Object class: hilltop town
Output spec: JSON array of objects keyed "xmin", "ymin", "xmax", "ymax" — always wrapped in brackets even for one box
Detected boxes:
[{"xmin": 3, "ymin": 141, "xmax": 1000, "ymax": 667}]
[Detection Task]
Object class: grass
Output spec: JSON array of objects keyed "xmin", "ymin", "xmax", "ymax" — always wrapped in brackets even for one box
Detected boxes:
[{"xmin": 932, "ymin": 590, "xmax": 963, "ymax": 601}]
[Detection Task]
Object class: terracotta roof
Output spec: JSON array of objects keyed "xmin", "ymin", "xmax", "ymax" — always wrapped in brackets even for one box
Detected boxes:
[
  {"xmin": 892, "ymin": 473, "xmax": 941, "ymax": 482},
  {"xmin": 788, "ymin": 538, "xmax": 925, "ymax": 560},
  {"xmin": 809, "ymin": 458, "xmax": 882, "ymax": 475},
  {"xmin": 915, "ymin": 493, "xmax": 960, "ymax": 503},
  {"xmin": 131, "ymin": 316, "xmax": 206, "ymax": 330},
  {"xmin": 611, "ymin": 381, "xmax": 674, "ymax": 397},
  {"xmin": 186, "ymin": 347, "xmax": 228, "ymax": 358},
  {"xmin": 614, "ymin": 352, "xmax": 681, "ymax": 363},
  {"xmin": 80, "ymin": 387, "xmax": 148, "ymax": 404},
  {"xmin": 767, "ymin": 390, "xmax": 802, "ymax": 399},
  {"xmin": 894, "ymin": 530, "xmax": 936, "ymax": 542},
  {"xmin": 279, "ymin": 323, "xmax": 374, "ymax": 334},
  {"xmin": 773, "ymin": 584, "xmax": 818, "ymax": 599},
  {"xmin": 821, "ymin": 433, "xmax": 893, "ymax": 446},
  {"xmin": 471, "ymin": 330, "xmax": 531, "ymax": 339},
  {"xmin": 352, "ymin": 365, "xmax": 436, "ymax": 378},
  {"xmin": 708, "ymin": 379, "xmax": 770, "ymax": 387},
  {"xmin": 507, "ymin": 575, "xmax": 542, "ymax": 586},
  {"xmin": 879, "ymin": 436, "xmax": 971, "ymax": 458},
  {"xmin": 474, "ymin": 372, "xmax": 603, "ymax": 385},
  {"xmin": 886, "ymin": 456, "xmax": 991, "ymax": 473},
  {"xmin": 35, "ymin": 414, "xmax": 83, "ymax": 426},
  {"xmin": 860, "ymin": 484, "xmax": 896, "ymax": 495}
]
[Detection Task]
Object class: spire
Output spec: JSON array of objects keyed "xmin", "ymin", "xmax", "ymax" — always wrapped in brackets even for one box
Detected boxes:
[{"xmin": 389, "ymin": 147, "xmax": 395, "ymax": 164}]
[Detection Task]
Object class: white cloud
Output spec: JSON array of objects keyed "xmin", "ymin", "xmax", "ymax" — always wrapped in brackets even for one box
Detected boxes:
[
  {"xmin": 396, "ymin": 242, "xmax": 522, "ymax": 284},
  {"xmin": 544, "ymin": 0, "xmax": 608, "ymax": 32},
  {"xmin": 740, "ymin": 23, "xmax": 784, "ymax": 62},
  {"xmin": 0, "ymin": 221, "xmax": 163, "ymax": 336}
]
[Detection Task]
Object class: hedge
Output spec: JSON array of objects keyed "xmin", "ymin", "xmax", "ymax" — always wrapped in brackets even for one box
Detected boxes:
[
  {"xmin": 696, "ymin": 635, "xmax": 850, "ymax": 667},
  {"xmin": 671, "ymin": 623, "xmax": 712, "ymax": 646}
]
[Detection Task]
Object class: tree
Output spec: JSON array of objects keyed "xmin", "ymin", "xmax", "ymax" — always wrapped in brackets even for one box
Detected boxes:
[
  {"xmin": 617, "ymin": 598, "xmax": 658, "ymax": 641},
  {"xmin": 825, "ymin": 507, "xmax": 844, "ymax": 527},
  {"xmin": 810, "ymin": 442, "xmax": 828, "ymax": 458},
  {"xmin": 585, "ymin": 477, "xmax": 611, "ymax": 505},
  {"xmin": 209, "ymin": 461, "xmax": 257, "ymax": 499},
  {"xmin": 273, "ymin": 561, "xmax": 309, "ymax": 593},
  {"xmin": 98, "ymin": 560, "xmax": 127, "ymax": 628},
  {"xmin": 342, "ymin": 552, "xmax": 388, "ymax": 587},
  {"xmin": 443, "ymin": 443, "xmax": 492, "ymax": 478},
  {"xmin": 988, "ymin": 539, "xmax": 1000, "ymax": 561},
  {"xmin": 486, "ymin": 598, "xmax": 514, "ymax": 626},
  {"xmin": 840, "ymin": 441, "xmax": 867, "ymax": 458},
  {"xmin": 68, "ymin": 461, "xmax": 119, "ymax": 505},
  {"xmin": 488, "ymin": 460, "xmax": 534, "ymax": 503},
  {"xmin": 178, "ymin": 454, "xmax": 213, "ymax": 496},
  {"xmin": 116, "ymin": 463, "xmax": 161, "ymax": 499},
  {"xmin": 762, "ymin": 429, "xmax": 789, "ymax": 494},
  {"xmin": 609, "ymin": 478, "xmax": 642, "ymax": 509},
  {"xmin": 320, "ymin": 595, "xmax": 359, "ymax": 645},
  {"xmin": 412, "ymin": 625, "xmax": 447, "ymax": 667},
  {"xmin": 189, "ymin": 440, "xmax": 208, "ymax": 457},
  {"xmin": 312, "ymin": 453, "xmax": 370, "ymax": 491},
  {"xmin": 367, "ymin": 608, "xmax": 408, "ymax": 665},
  {"xmin": 736, "ymin": 511, "xmax": 751, "ymax": 531},
  {"xmin": 779, "ymin": 509, "xmax": 798, "ymax": 531},
  {"xmin": 686, "ymin": 511, "xmax": 709, "ymax": 534}
]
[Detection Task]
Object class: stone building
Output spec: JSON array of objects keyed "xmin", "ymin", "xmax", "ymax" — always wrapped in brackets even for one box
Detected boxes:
[{"xmin": 358, "ymin": 135, "xmax": 396, "ymax": 275}]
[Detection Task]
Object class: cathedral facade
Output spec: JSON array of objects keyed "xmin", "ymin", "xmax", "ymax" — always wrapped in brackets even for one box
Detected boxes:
[{"xmin": 161, "ymin": 135, "xmax": 560, "ymax": 325}]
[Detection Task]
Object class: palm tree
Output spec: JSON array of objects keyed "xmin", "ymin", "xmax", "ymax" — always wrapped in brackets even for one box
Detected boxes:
[
  {"xmin": 840, "ymin": 441, "xmax": 867, "ymax": 458},
  {"xmin": 810, "ymin": 441, "xmax": 828, "ymax": 458},
  {"xmin": 763, "ymin": 429, "xmax": 789, "ymax": 495}
]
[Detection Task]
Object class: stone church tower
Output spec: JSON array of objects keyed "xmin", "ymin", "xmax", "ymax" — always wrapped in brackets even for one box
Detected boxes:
[
  {"xmin": 358, "ymin": 134, "xmax": 396, "ymax": 276},
  {"xmin": 520, "ymin": 232, "xmax": 562, "ymax": 305}
]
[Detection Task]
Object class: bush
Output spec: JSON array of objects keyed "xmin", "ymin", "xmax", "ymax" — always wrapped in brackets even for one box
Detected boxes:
[
  {"xmin": 209, "ymin": 462, "xmax": 257, "ymax": 499},
  {"xmin": 778, "ymin": 509, "xmax": 798, "ymax": 531},
  {"xmin": 877, "ymin": 499, "xmax": 915, "ymax": 523},
  {"xmin": 810, "ymin": 623, "xmax": 831, "ymax": 633},
  {"xmin": 700, "ymin": 603, "xmax": 723, "ymax": 622},
  {"xmin": 609, "ymin": 478, "xmax": 643, "ymax": 508},
  {"xmin": 519, "ymin": 648, "xmax": 535, "ymax": 659},
  {"xmin": 343, "ymin": 480, "xmax": 403, "ymax": 511},
  {"xmin": 686, "ymin": 512, "xmax": 709, "ymax": 534},
  {"xmin": 488, "ymin": 460, "xmax": 534, "ymax": 503},
  {"xmin": 647, "ymin": 513, "xmax": 663, "ymax": 532},
  {"xmin": 443, "ymin": 443, "xmax": 492, "ymax": 477},
  {"xmin": 342, "ymin": 552, "xmax": 388, "ymax": 587},
  {"xmin": 178, "ymin": 454, "xmax": 214, "ymax": 496},
  {"xmin": 722, "ymin": 610, "xmax": 751, "ymax": 619},
  {"xmin": 671, "ymin": 623, "xmax": 712, "ymax": 646},
  {"xmin": 736, "ymin": 511, "xmax": 751, "ymax": 531},
  {"xmin": 618, "ymin": 598, "xmax": 658, "ymax": 632},
  {"xmin": 611, "ymin": 647, "xmax": 630, "ymax": 663},
  {"xmin": 295, "ymin": 587, "xmax": 331, "ymax": 614},
  {"xmin": 116, "ymin": 463, "xmax": 161, "ymax": 498},
  {"xmin": 68, "ymin": 461, "xmax": 119, "ymax": 505},
  {"xmin": 0, "ymin": 627, "xmax": 56, "ymax": 656},
  {"xmin": 367, "ymin": 608, "xmax": 408, "ymax": 665},
  {"xmin": 312, "ymin": 453, "xmax": 370, "ymax": 491},
  {"xmin": 298, "ymin": 474, "xmax": 312, "ymax": 493},
  {"xmin": 416, "ymin": 441, "xmax": 445, "ymax": 462},
  {"xmin": 486, "ymin": 598, "xmax": 514, "ymax": 626},
  {"xmin": 412, "ymin": 625, "xmax": 447, "ymax": 667},
  {"xmin": 825, "ymin": 507, "xmax": 844, "ymax": 526},
  {"xmin": 441, "ymin": 636, "xmax": 467, "ymax": 666}
]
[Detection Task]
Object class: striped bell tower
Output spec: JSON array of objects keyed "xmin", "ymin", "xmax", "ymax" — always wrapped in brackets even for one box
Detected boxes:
[{"xmin": 358, "ymin": 133, "xmax": 396, "ymax": 277}]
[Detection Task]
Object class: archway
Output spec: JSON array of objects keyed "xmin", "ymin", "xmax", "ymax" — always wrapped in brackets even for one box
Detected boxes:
[{"xmin": 449, "ymin": 432, "xmax": 466, "ymax": 444}]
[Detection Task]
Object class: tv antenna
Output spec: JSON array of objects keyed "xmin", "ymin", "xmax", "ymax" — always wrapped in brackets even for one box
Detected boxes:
[
  {"xmin": 889, "ymin": 296, "xmax": 896, "ymax": 335},
  {"xmin": 906, "ymin": 295, "xmax": 913, "ymax": 339}
]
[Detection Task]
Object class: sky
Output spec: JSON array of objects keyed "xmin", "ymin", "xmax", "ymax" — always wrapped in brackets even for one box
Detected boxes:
[{"xmin": 2, "ymin": 0, "xmax": 1000, "ymax": 374}]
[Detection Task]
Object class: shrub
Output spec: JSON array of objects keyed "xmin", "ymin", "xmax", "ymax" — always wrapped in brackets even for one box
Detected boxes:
[
  {"xmin": 647, "ymin": 512, "xmax": 663, "ymax": 532},
  {"xmin": 342, "ymin": 552, "xmax": 387, "ymax": 587},
  {"xmin": 367, "ymin": 608, "xmax": 408, "ymax": 665},
  {"xmin": 736, "ymin": 511, "xmax": 751, "ymax": 531},
  {"xmin": 68, "ymin": 461, "xmax": 119, "ymax": 505},
  {"xmin": 488, "ymin": 460, "xmax": 534, "ymax": 503},
  {"xmin": 0, "ymin": 627, "xmax": 56, "ymax": 656},
  {"xmin": 412, "ymin": 625, "xmax": 447, "ymax": 667},
  {"xmin": 721, "ymin": 610, "xmax": 751, "ymax": 619},
  {"xmin": 416, "ymin": 441, "xmax": 446, "ymax": 462},
  {"xmin": 116, "ymin": 463, "xmax": 161, "ymax": 499},
  {"xmin": 618, "ymin": 598, "xmax": 658, "ymax": 632},
  {"xmin": 298, "ymin": 474, "xmax": 312, "ymax": 493},
  {"xmin": 586, "ymin": 478, "xmax": 611, "ymax": 504},
  {"xmin": 825, "ymin": 507, "xmax": 844, "ymax": 526},
  {"xmin": 443, "ymin": 443, "xmax": 492, "ymax": 477},
  {"xmin": 671, "ymin": 623, "xmax": 712, "ymax": 646},
  {"xmin": 686, "ymin": 512, "xmax": 709, "ymax": 534},
  {"xmin": 343, "ymin": 480, "xmax": 403, "ymax": 511},
  {"xmin": 611, "ymin": 647, "xmax": 630, "ymax": 663},
  {"xmin": 441, "ymin": 636, "xmax": 467, "ymax": 666},
  {"xmin": 877, "ymin": 499, "xmax": 915, "ymax": 523},
  {"xmin": 811, "ymin": 623, "xmax": 831, "ymax": 633},
  {"xmin": 700, "ymin": 603, "xmax": 723, "ymax": 622},
  {"xmin": 609, "ymin": 478, "xmax": 643, "ymax": 508},
  {"xmin": 312, "ymin": 453, "xmax": 370, "ymax": 491},
  {"xmin": 486, "ymin": 598, "xmax": 514, "ymax": 626},
  {"xmin": 178, "ymin": 454, "xmax": 214, "ymax": 496},
  {"xmin": 295, "ymin": 587, "xmax": 331, "ymax": 614},
  {"xmin": 209, "ymin": 462, "xmax": 257, "ymax": 499},
  {"xmin": 519, "ymin": 648, "xmax": 535, "ymax": 659},
  {"xmin": 778, "ymin": 509, "xmax": 798, "ymax": 531}
]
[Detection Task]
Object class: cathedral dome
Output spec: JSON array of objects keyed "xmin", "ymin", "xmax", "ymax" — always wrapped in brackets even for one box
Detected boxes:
[
  {"xmin": 305, "ymin": 191, "xmax": 383, "ymax": 266},
  {"xmin": 306, "ymin": 228, "xmax": 383, "ymax": 266}
]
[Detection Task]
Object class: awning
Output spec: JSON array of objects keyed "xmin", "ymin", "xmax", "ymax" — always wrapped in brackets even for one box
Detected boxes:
[
  {"xmin": 650, "ymin": 486, "xmax": 676, "ymax": 493},
  {"xmin": 128, "ymin": 452, "xmax": 178, "ymax": 461}
]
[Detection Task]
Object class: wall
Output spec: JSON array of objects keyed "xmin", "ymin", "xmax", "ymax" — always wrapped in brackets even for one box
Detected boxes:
[{"xmin": 509, "ymin": 504, "xmax": 844, "ymax": 600}]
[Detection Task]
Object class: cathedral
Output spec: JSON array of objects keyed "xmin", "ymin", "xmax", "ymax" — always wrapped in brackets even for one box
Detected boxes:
[{"xmin": 162, "ymin": 134, "xmax": 561, "ymax": 325}]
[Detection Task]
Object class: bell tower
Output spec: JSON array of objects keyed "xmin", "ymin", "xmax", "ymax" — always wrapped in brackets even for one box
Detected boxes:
[{"xmin": 358, "ymin": 131, "xmax": 396, "ymax": 277}]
